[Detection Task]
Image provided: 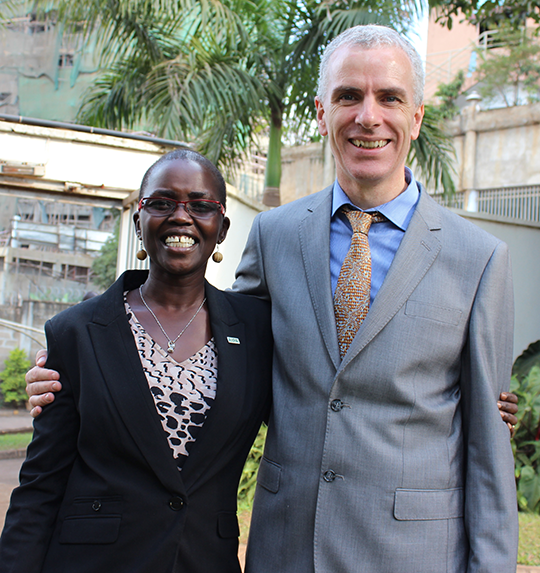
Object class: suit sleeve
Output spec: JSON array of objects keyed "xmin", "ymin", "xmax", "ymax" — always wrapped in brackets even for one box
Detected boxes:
[
  {"xmin": 0, "ymin": 320, "xmax": 80, "ymax": 573},
  {"xmin": 232, "ymin": 213, "xmax": 270, "ymax": 300},
  {"xmin": 460, "ymin": 241, "xmax": 518, "ymax": 572}
]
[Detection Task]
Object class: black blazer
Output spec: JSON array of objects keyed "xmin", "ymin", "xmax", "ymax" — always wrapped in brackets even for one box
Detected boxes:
[{"xmin": 0, "ymin": 270, "xmax": 272, "ymax": 573}]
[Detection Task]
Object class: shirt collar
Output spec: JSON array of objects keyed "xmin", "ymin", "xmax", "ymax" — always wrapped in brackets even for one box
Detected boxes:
[{"xmin": 331, "ymin": 167, "xmax": 420, "ymax": 231}]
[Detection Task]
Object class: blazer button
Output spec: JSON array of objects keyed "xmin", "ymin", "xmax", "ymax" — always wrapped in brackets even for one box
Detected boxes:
[
  {"xmin": 169, "ymin": 496, "xmax": 185, "ymax": 511},
  {"xmin": 330, "ymin": 399, "xmax": 343, "ymax": 412},
  {"xmin": 323, "ymin": 470, "xmax": 336, "ymax": 483}
]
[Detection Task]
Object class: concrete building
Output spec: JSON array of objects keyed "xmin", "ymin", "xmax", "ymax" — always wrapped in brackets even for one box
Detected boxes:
[
  {"xmin": 0, "ymin": 115, "xmax": 182, "ymax": 363},
  {"xmin": 424, "ymin": 11, "xmax": 539, "ymax": 104},
  {"xmin": 0, "ymin": 2, "xmax": 100, "ymax": 122}
]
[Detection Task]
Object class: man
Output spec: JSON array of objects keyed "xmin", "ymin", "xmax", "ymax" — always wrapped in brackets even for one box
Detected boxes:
[
  {"xmin": 231, "ymin": 25, "xmax": 518, "ymax": 572},
  {"xmin": 27, "ymin": 25, "xmax": 518, "ymax": 573}
]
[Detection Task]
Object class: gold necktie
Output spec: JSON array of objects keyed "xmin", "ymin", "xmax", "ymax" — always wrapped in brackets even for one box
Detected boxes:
[{"xmin": 334, "ymin": 209, "xmax": 385, "ymax": 358}]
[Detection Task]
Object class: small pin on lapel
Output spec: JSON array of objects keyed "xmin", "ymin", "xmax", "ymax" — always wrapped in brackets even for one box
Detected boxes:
[{"xmin": 227, "ymin": 336, "xmax": 240, "ymax": 345}]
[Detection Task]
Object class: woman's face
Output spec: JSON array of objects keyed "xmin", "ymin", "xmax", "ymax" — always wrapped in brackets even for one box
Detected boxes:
[{"xmin": 134, "ymin": 158, "xmax": 229, "ymax": 281}]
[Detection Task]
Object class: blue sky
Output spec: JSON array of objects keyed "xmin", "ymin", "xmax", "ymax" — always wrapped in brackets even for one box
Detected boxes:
[{"xmin": 407, "ymin": 12, "xmax": 429, "ymax": 62}]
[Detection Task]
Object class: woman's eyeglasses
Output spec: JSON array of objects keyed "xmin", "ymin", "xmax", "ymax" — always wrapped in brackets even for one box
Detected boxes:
[{"xmin": 138, "ymin": 197, "xmax": 225, "ymax": 218}]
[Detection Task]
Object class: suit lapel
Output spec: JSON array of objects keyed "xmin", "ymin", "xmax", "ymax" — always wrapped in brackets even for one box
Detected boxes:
[
  {"xmin": 88, "ymin": 271, "xmax": 185, "ymax": 494},
  {"xmin": 340, "ymin": 190, "xmax": 443, "ymax": 371},
  {"xmin": 299, "ymin": 187, "xmax": 341, "ymax": 370},
  {"xmin": 180, "ymin": 283, "xmax": 248, "ymax": 490}
]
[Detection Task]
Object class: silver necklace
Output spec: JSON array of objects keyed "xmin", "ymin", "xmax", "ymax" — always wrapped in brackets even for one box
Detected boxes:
[{"xmin": 139, "ymin": 286, "xmax": 206, "ymax": 354}]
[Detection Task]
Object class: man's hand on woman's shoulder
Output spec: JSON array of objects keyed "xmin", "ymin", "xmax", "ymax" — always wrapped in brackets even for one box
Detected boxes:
[{"xmin": 26, "ymin": 349, "xmax": 62, "ymax": 418}]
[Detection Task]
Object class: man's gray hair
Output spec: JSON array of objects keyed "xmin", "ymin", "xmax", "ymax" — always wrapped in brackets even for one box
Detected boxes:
[{"xmin": 317, "ymin": 25, "xmax": 425, "ymax": 107}]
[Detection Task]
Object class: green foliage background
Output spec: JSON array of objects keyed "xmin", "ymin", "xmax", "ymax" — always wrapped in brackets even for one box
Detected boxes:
[
  {"xmin": 474, "ymin": 28, "xmax": 540, "ymax": 107},
  {"xmin": 511, "ymin": 364, "xmax": 540, "ymax": 514},
  {"xmin": 237, "ymin": 424, "xmax": 267, "ymax": 512},
  {"xmin": 0, "ymin": 349, "xmax": 31, "ymax": 407},
  {"xmin": 91, "ymin": 213, "xmax": 120, "ymax": 290}
]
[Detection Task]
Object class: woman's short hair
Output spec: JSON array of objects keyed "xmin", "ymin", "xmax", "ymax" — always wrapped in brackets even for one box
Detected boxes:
[{"xmin": 139, "ymin": 149, "xmax": 227, "ymax": 208}]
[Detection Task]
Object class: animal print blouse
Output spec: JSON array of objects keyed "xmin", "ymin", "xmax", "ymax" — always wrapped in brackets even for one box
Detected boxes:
[{"xmin": 125, "ymin": 297, "xmax": 217, "ymax": 467}]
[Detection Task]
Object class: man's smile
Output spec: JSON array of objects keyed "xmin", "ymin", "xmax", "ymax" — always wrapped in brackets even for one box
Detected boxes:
[{"xmin": 350, "ymin": 139, "xmax": 389, "ymax": 149}]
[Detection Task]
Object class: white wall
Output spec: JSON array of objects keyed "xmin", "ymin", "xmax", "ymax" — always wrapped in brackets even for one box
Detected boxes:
[
  {"xmin": 457, "ymin": 211, "xmax": 540, "ymax": 359},
  {"xmin": 198, "ymin": 189, "xmax": 263, "ymax": 290},
  {"xmin": 0, "ymin": 122, "xmax": 175, "ymax": 195}
]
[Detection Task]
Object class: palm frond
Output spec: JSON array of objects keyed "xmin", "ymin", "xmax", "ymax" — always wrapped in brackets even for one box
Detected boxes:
[{"xmin": 408, "ymin": 105, "xmax": 456, "ymax": 195}]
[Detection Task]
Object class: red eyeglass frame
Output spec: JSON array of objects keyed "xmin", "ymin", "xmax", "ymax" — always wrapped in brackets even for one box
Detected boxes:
[{"xmin": 138, "ymin": 197, "xmax": 225, "ymax": 216}]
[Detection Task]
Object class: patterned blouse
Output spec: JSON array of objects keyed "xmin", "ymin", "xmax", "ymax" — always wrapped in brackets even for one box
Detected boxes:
[{"xmin": 125, "ymin": 296, "xmax": 217, "ymax": 468}]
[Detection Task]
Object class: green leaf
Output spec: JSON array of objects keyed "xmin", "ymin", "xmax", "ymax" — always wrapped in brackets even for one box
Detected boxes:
[{"xmin": 0, "ymin": 349, "xmax": 31, "ymax": 408}]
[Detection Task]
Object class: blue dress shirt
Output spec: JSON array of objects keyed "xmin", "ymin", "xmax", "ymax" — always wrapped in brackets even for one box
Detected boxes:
[{"xmin": 330, "ymin": 167, "xmax": 420, "ymax": 303}]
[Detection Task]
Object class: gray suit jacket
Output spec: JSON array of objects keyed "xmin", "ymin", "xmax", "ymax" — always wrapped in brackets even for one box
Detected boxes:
[{"xmin": 234, "ymin": 186, "xmax": 518, "ymax": 573}]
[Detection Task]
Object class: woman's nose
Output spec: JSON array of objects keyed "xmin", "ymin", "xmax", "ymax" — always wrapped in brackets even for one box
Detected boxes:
[{"xmin": 170, "ymin": 202, "xmax": 193, "ymax": 222}]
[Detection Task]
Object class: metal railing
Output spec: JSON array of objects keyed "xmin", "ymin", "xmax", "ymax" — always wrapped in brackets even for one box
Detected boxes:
[
  {"xmin": 424, "ymin": 29, "xmax": 527, "ymax": 99},
  {"xmin": 432, "ymin": 192, "xmax": 465, "ymax": 211},
  {"xmin": 432, "ymin": 185, "xmax": 540, "ymax": 223},
  {"xmin": 233, "ymin": 172, "xmax": 265, "ymax": 204},
  {"xmin": 477, "ymin": 185, "xmax": 540, "ymax": 221}
]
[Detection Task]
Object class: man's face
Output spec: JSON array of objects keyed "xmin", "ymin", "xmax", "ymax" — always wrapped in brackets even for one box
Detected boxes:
[{"xmin": 315, "ymin": 44, "xmax": 424, "ymax": 201}]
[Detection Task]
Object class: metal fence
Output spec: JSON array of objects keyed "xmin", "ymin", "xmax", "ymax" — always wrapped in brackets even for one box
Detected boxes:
[
  {"xmin": 432, "ymin": 192, "xmax": 466, "ymax": 211},
  {"xmin": 233, "ymin": 172, "xmax": 265, "ymax": 204},
  {"xmin": 432, "ymin": 185, "xmax": 540, "ymax": 223}
]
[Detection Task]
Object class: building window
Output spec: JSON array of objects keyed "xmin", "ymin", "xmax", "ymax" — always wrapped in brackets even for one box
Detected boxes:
[{"xmin": 58, "ymin": 53, "xmax": 74, "ymax": 68}]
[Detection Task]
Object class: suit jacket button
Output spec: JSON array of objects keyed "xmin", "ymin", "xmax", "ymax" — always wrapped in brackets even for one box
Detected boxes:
[
  {"xmin": 169, "ymin": 496, "xmax": 185, "ymax": 511},
  {"xmin": 330, "ymin": 399, "xmax": 343, "ymax": 412},
  {"xmin": 323, "ymin": 470, "xmax": 336, "ymax": 483}
]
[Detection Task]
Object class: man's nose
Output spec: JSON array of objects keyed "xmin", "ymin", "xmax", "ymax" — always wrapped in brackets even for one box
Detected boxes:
[{"xmin": 355, "ymin": 97, "xmax": 381, "ymax": 129}]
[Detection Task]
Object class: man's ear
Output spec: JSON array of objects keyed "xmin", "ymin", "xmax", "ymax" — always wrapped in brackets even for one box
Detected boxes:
[
  {"xmin": 315, "ymin": 97, "xmax": 328, "ymax": 137},
  {"xmin": 410, "ymin": 104, "xmax": 425, "ymax": 141}
]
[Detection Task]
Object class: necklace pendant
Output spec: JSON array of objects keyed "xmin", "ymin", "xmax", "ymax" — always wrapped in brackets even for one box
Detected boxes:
[{"xmin": 167, "ymin": 341, "xmax": 175, "ymax": 353}]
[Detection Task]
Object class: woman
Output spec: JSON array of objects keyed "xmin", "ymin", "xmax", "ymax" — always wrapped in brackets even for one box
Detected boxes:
[{"xmin": 0, "ymin": 149, "xmax": 273, "ymax": 573}]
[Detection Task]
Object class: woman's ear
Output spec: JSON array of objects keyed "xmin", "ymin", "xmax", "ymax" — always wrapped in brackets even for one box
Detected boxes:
[
  {"xmin": 218, "ymin": 216, "xmax": 230, "ymax": 243},
  {"xmin": 133, "ymin": 211, "xmax": 141, "ymax": 235}
]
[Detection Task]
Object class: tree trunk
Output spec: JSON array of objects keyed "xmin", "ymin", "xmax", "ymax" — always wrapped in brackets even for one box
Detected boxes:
[{"xmin": 263, "ymin": 108, "xmax": 283, "ymax": 207}]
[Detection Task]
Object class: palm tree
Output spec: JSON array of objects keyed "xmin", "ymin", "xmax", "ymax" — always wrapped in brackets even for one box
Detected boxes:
[{"xmin": 36, "ymin": 0, "xmax": 456, "ymax": 203}]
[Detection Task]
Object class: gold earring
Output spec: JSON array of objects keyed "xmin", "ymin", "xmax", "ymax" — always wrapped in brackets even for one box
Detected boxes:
[
  {"xmin": 136, "ymin": 236, "xmax": 147, "ymax": 261},
  {"xmin": 212, "ymin": 244, "xmax": 223, "ymax": 263}
]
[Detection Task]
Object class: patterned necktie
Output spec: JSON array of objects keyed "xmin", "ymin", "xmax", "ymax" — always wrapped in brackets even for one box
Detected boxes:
[{"xmin": 334, "ymin": 208, "xmax": 385, "ymax": 358}]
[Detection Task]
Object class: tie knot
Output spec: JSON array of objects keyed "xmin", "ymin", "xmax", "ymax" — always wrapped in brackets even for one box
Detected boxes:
[{"xmin": 344, "ymin": 209, "xmax": 373, "ymax": 235}]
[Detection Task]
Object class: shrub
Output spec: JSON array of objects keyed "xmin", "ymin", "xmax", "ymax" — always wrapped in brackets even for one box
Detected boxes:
[
  {"xmin": 91, "ymin": 212, "xmax": 119, "ymax": 290},
  {"xmin": 237, "ymin": 424, "xmax": 267, "ymax": 511},
  {"xmin": 433, "ymin": 70, "xmax": 465, "ymax": 120},
  {"xmin": 511, "ymin": 365, "xmax": 540, "ymax": 513},
  {"xmin": 0, "ymin": 348, "xmax": 31, "ymax": 408}
]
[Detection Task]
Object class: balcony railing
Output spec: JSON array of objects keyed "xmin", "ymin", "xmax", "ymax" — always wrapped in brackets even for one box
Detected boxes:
[{"xmin": 432, "ymin": 185, "xmax": 540, "ymax": 223}]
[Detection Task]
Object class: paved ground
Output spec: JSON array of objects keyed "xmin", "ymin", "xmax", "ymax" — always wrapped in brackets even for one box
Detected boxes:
[
  {"xmin": 0, "ymin": 409, "xmax": 537, "ymax": 572},
  {"xmin": 0, "ymin": 408, "xmax": 33, "ymax": 529},
  {"xmin": 0, "ymin": 407, "xmax": 33, "ymax": 434}
]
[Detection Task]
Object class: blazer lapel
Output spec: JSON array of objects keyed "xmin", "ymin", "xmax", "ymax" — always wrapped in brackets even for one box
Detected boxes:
[
  {"xmin": 88, "ymin": 271, "xmax": 185, "ymax": 494},
  {"xmin": 299, "ymin": 187, "xmax": 341, "ymax": 370},
  {"xmin": 340, "ymin": 190, "xmax": 443, "ymax": 371},
  {"xmin": 180, "ymin": 283, "xmax": 248, "ymax": 490}
]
